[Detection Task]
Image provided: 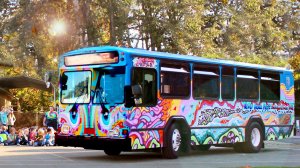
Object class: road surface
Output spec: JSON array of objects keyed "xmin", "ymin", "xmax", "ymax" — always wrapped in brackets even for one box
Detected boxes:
[{"xmin": 0, "ymin": 137, "xmax": 300, "ymax": 168}]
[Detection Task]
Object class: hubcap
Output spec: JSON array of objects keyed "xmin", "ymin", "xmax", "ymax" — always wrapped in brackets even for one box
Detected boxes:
[
  {"xmin": 251, "ymin": 128, "xmax": 261, "ymax": 147},
  {"xmin": 172, "ymin": 129, "xmax": 181, "ymax": 152}
]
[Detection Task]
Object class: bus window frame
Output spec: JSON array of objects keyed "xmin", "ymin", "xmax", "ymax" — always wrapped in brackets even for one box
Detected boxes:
[
  {"xmin": 236, "ymin": 68, "xmax": 259, "ymax": 102},
  {"xmin": 259, "ymin": 71, "xmax": 281, "ymax": 103},
  {"xmin": 60, "ymin": 70, "xmax": 92, "ymax": 104},
  {"xmin": 131, "ymin": 67, "xmax": 158, "ymax": 107},
  {"xmin": 159, "ymin": 59, "xmax": 191, "ymax": 100},
  {"xmin": 192, "ymin": 63, "xmax": 220, "ymax": 100},
  {"xmin": 220, "ymin": 66, "xmax": 235, "ymax": 101}
]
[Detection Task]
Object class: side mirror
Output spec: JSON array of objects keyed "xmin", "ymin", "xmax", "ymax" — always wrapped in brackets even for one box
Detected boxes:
[
  {"xmin": 132, "ymin": 84, "xmax": 142, "ymax": 96},
  {"xmin": 44, "ymin": 72, "xmax": 52, "ymax": 83},
  {"xmin": 44, "ymin": 72, "xmax": 53, "ymax": 89},
  {"xmin": 61, "ymin": 73, "xmax": 68, "ymax": 90},
  {"xmin": 132, "ymin": 84, "xmax": 143, "ymax": 105},
  {"xmin": 124, "ymin": 86, "xmax": 134, "ymax": 108},
  {"xmin": 61, "ymin": 85, "xmax": 68, "ymax": 90}
]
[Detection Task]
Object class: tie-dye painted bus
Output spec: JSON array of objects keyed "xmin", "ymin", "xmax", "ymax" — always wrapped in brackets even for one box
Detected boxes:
[{"xmin": 55, "ymin": 46, "xmax": 294, "ymax": 159}]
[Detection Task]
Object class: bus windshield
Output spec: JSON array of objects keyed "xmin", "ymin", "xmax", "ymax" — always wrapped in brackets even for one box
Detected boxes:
[
  {"xmin": 61, "ymin": 71, "xmax": 91, "ymax": 103},
  {"xmin": 93, "ymin": 67, "xmax": 125, "ymax": 104}
]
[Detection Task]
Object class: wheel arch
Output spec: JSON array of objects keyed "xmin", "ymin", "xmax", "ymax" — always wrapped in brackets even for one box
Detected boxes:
[{"xmin": 163, "ymin": 116, "xmax": 191, "ymax": 147}]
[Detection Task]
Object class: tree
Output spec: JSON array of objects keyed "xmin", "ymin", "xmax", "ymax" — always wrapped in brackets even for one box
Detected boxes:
[{"xmin": 1, "ymin": 0, "xmax": 299, "ymax": 113}]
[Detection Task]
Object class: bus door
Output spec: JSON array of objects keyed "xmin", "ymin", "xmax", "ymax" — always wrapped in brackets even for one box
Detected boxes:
[{"xmin": 131, "ymin": 68, "xmax": 157, "ymax": 106}]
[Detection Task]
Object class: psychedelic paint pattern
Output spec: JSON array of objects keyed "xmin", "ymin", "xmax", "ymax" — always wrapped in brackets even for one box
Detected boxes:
[
  {"xmin": 57, "ymin": 57, "xmax": 294, "ymax": 151},
  {"xmin": 58, "ymin": 81, "xmax": 294, "ymax": 150},
  {"xmin": 126, "ymin": 98, "xmax": 294, "ymax": 149},
  {"xmin": 133, "ymin": 57, "xmax": 158, "ymax": 68}
]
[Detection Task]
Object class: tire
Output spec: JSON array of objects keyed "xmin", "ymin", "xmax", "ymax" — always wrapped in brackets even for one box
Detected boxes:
[
  {"xmin": 162, "ymin": 124, "xmax": 183, "ymax": 159},
  {"xmin": 104, "ymin": 149, "xmax": 121, "ymax": 156},
  {"xmin": 243, "ymin": 122, "xmax": 263, "ymax": 153}
]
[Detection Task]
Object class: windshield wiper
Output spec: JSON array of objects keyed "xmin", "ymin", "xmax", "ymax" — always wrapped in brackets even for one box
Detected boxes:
[
  {"xmin": 93, "ymin": 71, "xmax": 109, "ymax": 120},
  {"xmin": 70, "ymin": 85, "xmax": 87, "ymax": 119},
  {"xmin": 94, "ymin": 87, "xmax": 107, "ymax": 104}
]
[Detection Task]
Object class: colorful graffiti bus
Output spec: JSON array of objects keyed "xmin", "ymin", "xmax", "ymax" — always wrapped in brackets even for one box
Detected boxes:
[{"xmin": 55, "ymin": 46, "xmax": 294, "ymax": 159}]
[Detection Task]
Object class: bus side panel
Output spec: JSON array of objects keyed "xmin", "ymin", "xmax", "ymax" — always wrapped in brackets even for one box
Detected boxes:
[
  {"xmin": 280, "ymin": 71, "xmax": 295, "ymax": 104},
  {"xmin": 126, "ymin": 97, "xmax": 294, "ymax": 149},
  {"xmin": 188, "ymin": 99, "xmax": 294, "ymax": 145},
  {"xmin": 126, "ymin": 98, "xmax": 249, "ymax": 148},
  {"xmin": 191, "ymin": 128, "xmax": 245, "ymax": 145},
  {"xmin": 126, "ymin": 57, "xmax": 164, "ymax": 150},
  {"xmin": 125, "ymin": 57, "xmax": 294, "ymax": 149},
  {"xmin": 130, "ymin": 130, "xmax": 163, "ymax": 150},
  {"xmin": 126, "ymin": 93, "xmax": 165, "ymax": 150},
  {"xmin": 189, "ymin": 100, "xmax": 247, "ymax": 145},
  {"xmin": 265, "ymin": 126, "xmax": 293, "ymax": 141},
  {"xmin": 264, "ymin": 71, "xmax": 296, "ymax": 140}
]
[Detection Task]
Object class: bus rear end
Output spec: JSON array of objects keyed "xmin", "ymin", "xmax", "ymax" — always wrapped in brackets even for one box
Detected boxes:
[{"xmin": 55, "ymin": 47, "xmax": 132, "ymax": 154}]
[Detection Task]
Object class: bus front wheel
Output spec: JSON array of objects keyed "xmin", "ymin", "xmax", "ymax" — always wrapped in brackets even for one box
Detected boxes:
[
  {"xmin": 243, "ymin": 122, "xmax": 263, "ymax": 153},
  {"xmin": 162, "ymin": 123, "xmax": 184, "ymax": 159}
]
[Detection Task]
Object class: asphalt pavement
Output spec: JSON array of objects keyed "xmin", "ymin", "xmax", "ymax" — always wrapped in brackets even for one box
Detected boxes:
[{"xmin": 0, "ymin": 136, "xmax": 300, "ymax": 168}]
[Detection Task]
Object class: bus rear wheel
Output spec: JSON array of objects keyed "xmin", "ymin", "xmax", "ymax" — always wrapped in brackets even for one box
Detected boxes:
[
  {"xmin": 243, "ymin": 122, "xmax": 263, "ymax": 153},
  {"xmin": 162, "ymin": 124, "xmax": 183, "ymax": 159},
  {"xmin": 104, "ymin": 149, "xmax": 121, "ymax": 156}
]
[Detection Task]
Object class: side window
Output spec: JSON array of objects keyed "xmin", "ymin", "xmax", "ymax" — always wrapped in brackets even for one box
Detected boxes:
[
  {"xmin": 160, "ymin": 60, "xmax": 190, "ymax": 98},
  {"xmin": 132, "ymin": 68, "xmax": 157, "ymax": 106},
  {"xmin": 237, "ymin": 69, "xmax": 258, "ymax": 100},
  {"xmin": 260, "ymin": 72, "xmax": 280, "ymax": 101},
  {"xmin": 193, "ymin": 64, "xmax": 219, "ymax": 99},
  {"xmin": 222, "ymin": 67, "xmax": 234, "ymax": 100}
]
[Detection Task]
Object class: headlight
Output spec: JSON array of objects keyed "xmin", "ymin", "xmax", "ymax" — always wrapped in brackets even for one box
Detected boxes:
[
  {"xmin": 108, "ymin": 129, "xmax": 119, "ymax": 137},
  {"xmin": 61, "ymin": 124, "xmax": 70, "ymax": 134}
]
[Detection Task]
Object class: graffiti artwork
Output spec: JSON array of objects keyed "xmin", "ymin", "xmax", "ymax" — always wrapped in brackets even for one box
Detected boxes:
[
  {"xmin": 56, "ymin": 46, "xmax": 294, "ymax": 153},
  {"xmin": 58, "ymin": 83, "xmax": 294, "ymax": 149},
  {"xmin": 133, "ymin": 57, "xmax": 158, "ymax": 68}
]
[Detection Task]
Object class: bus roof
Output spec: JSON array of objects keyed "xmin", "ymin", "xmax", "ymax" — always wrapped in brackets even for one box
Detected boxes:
[{"xmin": 62, "ymin": 46, "xmax": 291, "ymax": 72}]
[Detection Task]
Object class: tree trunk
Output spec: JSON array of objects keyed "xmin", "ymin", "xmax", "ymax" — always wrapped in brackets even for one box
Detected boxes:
[{"xmin": 109, "ymin": 0, "xmax": 116, "ymax": 45}]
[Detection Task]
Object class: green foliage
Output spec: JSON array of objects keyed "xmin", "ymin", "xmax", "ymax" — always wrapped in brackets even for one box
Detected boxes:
[
  {"xmin": 1, "ymin": 0, "xmax": 299, "ymax": 112},
  {"xmin": 289, "ymin": 52, "xmax": 300, "ymax": 73},
  {"xmin": 10, "ymin": 88, "xmax": 52, "ymax": 113}
]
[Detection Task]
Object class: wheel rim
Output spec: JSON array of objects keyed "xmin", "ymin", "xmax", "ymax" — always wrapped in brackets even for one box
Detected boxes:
[
  {"xmin": 251, "ymin": 128, "xmax": 261, "ymax": 147},
  {"xmin": 172, "ymin": 128, "xmax": 181, "ymax": 152}
]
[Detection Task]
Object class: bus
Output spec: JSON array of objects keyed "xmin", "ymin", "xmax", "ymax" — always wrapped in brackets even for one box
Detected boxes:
[{"xmin": 55, "ymin": 46, "xmax": 294, "ymax": 159}]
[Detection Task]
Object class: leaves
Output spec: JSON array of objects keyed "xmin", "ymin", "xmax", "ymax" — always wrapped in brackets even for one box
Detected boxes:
[
  {"xmin": 0, "ymin": 0, "xmax": 300, "ymax": 112},
  {"xmin": 10, "ymin": 88, "xmax": 52, "ymax": 113}
]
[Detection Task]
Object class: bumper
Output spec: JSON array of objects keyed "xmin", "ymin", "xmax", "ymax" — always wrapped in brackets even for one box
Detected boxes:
[{"xmin": 55, "ymin": 134, "xmax": 132, "ymax": 151}]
